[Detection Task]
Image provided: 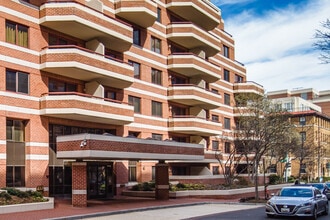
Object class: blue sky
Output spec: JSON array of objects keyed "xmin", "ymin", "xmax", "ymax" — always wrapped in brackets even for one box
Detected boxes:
[{"xmin": 211, "ymin": 0, "xmax": 330, "ymax": 93}]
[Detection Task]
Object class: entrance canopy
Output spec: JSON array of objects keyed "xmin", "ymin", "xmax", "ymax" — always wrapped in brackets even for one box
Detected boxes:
[{"xmin": 56, "ymin": 133, "xmax": 204, "ymax": 161}]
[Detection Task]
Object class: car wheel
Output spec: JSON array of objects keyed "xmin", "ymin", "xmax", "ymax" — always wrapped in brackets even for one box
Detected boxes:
[{"xmin": 310, "ymin": 207, "xmax": 317, "ymax": 220}]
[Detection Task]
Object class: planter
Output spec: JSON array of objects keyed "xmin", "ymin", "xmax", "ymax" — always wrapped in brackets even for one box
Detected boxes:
[{"xmin": 0, "ymin": 197, "xmax": 54, "ymax": 214}]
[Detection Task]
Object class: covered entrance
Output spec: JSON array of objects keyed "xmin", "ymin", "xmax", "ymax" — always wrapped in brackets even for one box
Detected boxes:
[
  {"xmin": 87, "ymin": 163, "xmax": 114, "ymax": 199},
  {"xmin": 56, "ymin": 133, "xmax": 204, "ymax": 207}
]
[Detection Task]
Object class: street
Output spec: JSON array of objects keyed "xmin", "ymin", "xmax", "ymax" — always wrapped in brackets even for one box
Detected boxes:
[{"xmin": 83, "ymin": 202, "xmax": 330, "ymax": 220}]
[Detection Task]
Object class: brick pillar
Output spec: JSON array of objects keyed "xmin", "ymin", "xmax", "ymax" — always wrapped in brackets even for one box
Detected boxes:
[
  {"xmin": 155, "ymin": 160, "xmax": 169, "ymax": 200},
  {"xmin": 72, "ymin": 162, "xmax": 87, "ymax": 207}
]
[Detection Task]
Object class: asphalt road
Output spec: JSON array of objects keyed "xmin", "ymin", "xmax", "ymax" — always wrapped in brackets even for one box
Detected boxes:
[{"xmin": 84, "ymin": 202, "xmax": 330, "ymax": 220}]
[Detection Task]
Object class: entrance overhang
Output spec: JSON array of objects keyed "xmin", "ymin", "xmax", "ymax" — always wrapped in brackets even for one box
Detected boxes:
[{"xmin": 56, "ymin": 133, "xmax": 204, "ymax": 161}]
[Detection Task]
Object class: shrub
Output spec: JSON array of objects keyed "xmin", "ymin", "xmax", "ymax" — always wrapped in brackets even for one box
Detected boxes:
[
  {"xmin": 268, "ymin": 174, "xmax": 281, "ymax": 185},
  {"xmin": 0, "ymin": 191, "xmax": 12, "ymax": 201}
]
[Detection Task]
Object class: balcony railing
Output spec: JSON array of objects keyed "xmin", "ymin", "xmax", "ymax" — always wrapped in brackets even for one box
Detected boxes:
[
  {"xmin": 40, "ymin": 92, "xmax": 134, "ymax": 125},
  {"xmin": 40, "ymin": 1, "xmax": 132, "ymax": 52},
  {"xmin": 166, "ymin": 0, "xmax": 220, "ymax": 31},
  {"xmin": 168, "ymin": 115, "xmax": 222, "ymax": 136},
  {"xmin": 168, "ymin": 52, "xmax": 221, "ymax": 82},
  {"xmin": 40, "ymin": 45, "xmax": 134, "ymax": 88},
  {"xmin": 167, "ymin": 22, "xmax": 220, "ymax": 57},
  {"xmin": 168, "ymin": 84, "xmax": 221, "ymax": 109}
]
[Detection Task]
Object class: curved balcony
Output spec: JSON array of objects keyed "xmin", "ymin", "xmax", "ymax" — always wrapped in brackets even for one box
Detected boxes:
[
  {"xmin": 168, "ymin": 53, "xmax": 221, "ymax": 83},
  {"xmin": 40, "ymin": 1, "xmax": 132, "ymax": 52},
  {"xmin": 115, "ymin": 0, "xmax": 158, "ymax": 28},
  {"xmin": 40, "ymin": 45, "xmax": 134, "ymax": 89},
  {"xmin": 233, "ymin": 81, "xmax": 264, "ymax": 96},
  {"xmin": 168, "ymin": 84, "xmax": 221, "ymax": 109},
  {"xmin": 168, "ymin": 116, "xmax": 222, "ymax": 136},
  {"xmin": 40, "ymin": 92, "xmax": 134, "ymax": 125},
  {"xmin": 166, "ymin": 0, "xmax": 220, "ymax": 31},
  {"xmin": 167, "ymin": 22, "xmax": 220, "ymax": 57}
]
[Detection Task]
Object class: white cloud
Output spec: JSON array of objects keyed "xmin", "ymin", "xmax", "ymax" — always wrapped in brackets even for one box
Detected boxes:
[{"xmin": 223, "ymin": 0, "xmax": 330, "ymax": 91}]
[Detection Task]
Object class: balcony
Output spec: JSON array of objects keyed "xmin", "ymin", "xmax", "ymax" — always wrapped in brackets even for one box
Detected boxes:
[
  {"xmin": 168, "ymin": 53, "xmax": 221, "ymax": 82},
  {"xmin": 115, "ymin": 0, "xmax": 158, "ymax": 28},
  {"xmin": 168, "ymin": 84, "xmax": 221, "ymax": 109},
  {"xmin": 166, "ymin": 0, "xmax": 220, "ymax": 31},
  {"xmin": 40, "ymin": 45, "xmax": 134, "ymax": 89},
  {"xmin": 168, "ymin": 116, "xmax": 222, "ymax": 136},
  {"xmin": 40, "ymin": 1, "xmax": 132, "ymax": 52},
  {"xmin": 40, "ymin": 92, "xmax": 134, "ymax": 125},
  {"xmin": 233, "ymin": 81, "xmax": 264, "ymax": 95},
  {"xmin": 167, "ymin": 22, "xmax": 220, "ymax": 57}
]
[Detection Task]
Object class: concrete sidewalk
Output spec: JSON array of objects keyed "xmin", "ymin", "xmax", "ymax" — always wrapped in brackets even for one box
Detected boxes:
[{"xmin": 0, "ymin": 196, "xmax": 242, "ymax": 220}]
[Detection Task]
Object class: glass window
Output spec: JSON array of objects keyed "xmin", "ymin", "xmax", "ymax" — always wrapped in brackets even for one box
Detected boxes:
[
  {"xmin": 299, "ymin": 117, "xmax": 306, "ymax": 125},
  {"xmin": 6, "ymin": 119, "xmax": 25, "ymax": 142},
  {"xmin": 152, "ymin": 133, "xmax": 162, "ymax": 140},
  {"xmin": 6, "ymin": 69, "xmax": 29, "ymax": 94},
  {"xmin": 235, "ymin": 74, "xmax": 243, "ymax": 83},
  {"xmin": 224, "ymin": 117, "xmax": 230, "ymax": 129},
  {"xmin": 224, "ymin": 142, "xmax": 231, "ymax": 153},
  {"xmin": 128, "ymin": 161, "xmax": 137, "ymax": 182},
  {"xmin": 128, "ymin": 95, "xmax": 141, "ymax": 113},
  {"xmin": 128, "ymin": 60, "xmax": 140, "ymax": 79},
  {"xmin": 49, "ymin": 78, "xmax": 77, "ymax": 92},
  {"xmin": 212, "ymin": 140, "xmax": 219, "ymax": 150},
  {"xmin": 301, "ymin": 93, "xmax": 308, "ymax": 100},
  {"xmin": 156, "ymin": 8, "xmax": 161, "ymax": 22},
  {"xmin": 105, "ymin": 90, "xmax": 116, "ymax": 100},
  {"xmin": 212, "ymin": 166, "xmax": 219, "ymax": 175},
  {"xmin": 223, "ymin": 45, "xmax": 229, "ymax": 58},
  {"xmin": 6, "ymin": 166, "xmax": 25, "ymax": 187},
  {"xmin": 151, "ymin": 36, "xmax": 161, "ymax": 54},
  {"xmin": 133, "ymin": 28, "xmax": 141, "ymax": 46},
  {"xmin": 211, "ymin": 115, "xmax": 219, "ymax": 122},
  {"xmin": 152, "ymin": 101, "xmax": 162, "ymax": 117},
  {"xmin": 6, "ymin": 20, "xmax": 28, "ymax": 47},
  {"xmin": 224, "ymin": 69, "xmax": 230, "ymax": 82},
  {"xmin": 224, "ymin": 93, "xmax": 230, "ymax": 105},
  {"xmin": 151, "ymin": 68, "xmax": 162, "ymax": 85}
]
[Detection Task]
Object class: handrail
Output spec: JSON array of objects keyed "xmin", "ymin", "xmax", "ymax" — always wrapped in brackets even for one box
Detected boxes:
[
  {"xmin": 41, "ymin": 92, "xmax": 130, "ymax": 105},
  {"xmin": 234, "ymin": 81, "xmax": 264, "ymax": 88},
  {"xmin": 170, "ymin": 115, "xmax": 221, "ymax": 123},
  {"xmin": 169, "ymin": 83, "xmax": 220, "ymax": 95},
  {"xmin": 169, "ymin": 52, "xmax": 221, "ymax": 69},
  {"xmin": 42, "ymin": 45, "xmax": 128, "ymax": 64}
]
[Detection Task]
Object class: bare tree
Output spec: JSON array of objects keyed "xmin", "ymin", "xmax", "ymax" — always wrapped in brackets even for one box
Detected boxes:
[
  {"xmin": 234, "ymin": 94, "xmax": 294, "ymax": 200},
  {"xmin": 313, "ymin": 19, "xmax": 330, "ymax": 64}
]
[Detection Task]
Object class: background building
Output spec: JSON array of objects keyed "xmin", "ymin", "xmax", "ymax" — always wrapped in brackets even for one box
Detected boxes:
[{"xmin": 0, "ymin": 0, "xmax": 264, "ymax": 205}]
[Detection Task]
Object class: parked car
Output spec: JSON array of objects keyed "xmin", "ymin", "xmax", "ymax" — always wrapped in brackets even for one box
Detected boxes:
[
  {"xmin": 310, "ymin": 183, "xmax": 330, "ymax": 200},
  {"xmin": 265, "ymin": 186, "xmax": 328, "ymax": 219}
]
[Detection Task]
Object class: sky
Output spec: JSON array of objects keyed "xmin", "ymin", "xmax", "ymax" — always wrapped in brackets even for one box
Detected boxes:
[{"xmin": 211, "ymin": 0, "xmax": 330, "ymax": 93}]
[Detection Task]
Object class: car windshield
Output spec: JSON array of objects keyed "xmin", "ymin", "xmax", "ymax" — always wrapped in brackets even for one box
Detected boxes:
[
  {"xmin": 311, "ymin": 184, "xmax": 323, "ymax": 190},
  {"xmin": 279, "ymin": 188, "xmax": 313, "ymax": 197}
]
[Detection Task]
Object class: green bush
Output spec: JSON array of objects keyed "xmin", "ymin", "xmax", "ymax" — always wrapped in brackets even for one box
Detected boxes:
[
  {"xmin": 0, "ymin": 191, "xmax": 12, "ymax": 201},
  {"xmin": 268, "ymin": 174, "xmax": 281, "ymax": 185}
]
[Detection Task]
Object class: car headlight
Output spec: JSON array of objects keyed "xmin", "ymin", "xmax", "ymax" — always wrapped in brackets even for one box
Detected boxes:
[{"xmin": 300, "ymin": 202, "xmax": 313, "ymax": 207}]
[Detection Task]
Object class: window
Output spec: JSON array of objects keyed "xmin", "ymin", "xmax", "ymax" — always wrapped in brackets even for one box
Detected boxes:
[
  {"xmin": 105, "ymin": 90, "xmax": 116, "ymax": 100},
  {"xmin": 235, "ymin": 74, "xmax": 243, "ymax": 83},
  {"xmin": 152, "ymin": 101, "xmax": 162, "ymax": 117},
  {"xmin": 6, "ymin": 119, "xmax": 26, "ymax": 187},
  {"xmin": 171, "ymin": 105, "xmax": 186, "ymax": 116},
  {"xmin": 211, "ymin": 89, "xmax": 218, "ymax": 94},
  {"xmin": 156, "ymin": 8, "xmax": 161, "ymax": 22},
  {"xmin": 49, "ymin": 78, "xmax": 77, "ymax": 92},
  {"xmin": 151, "ymin": 68, "xmax": 162, "ymax": 85},
  {"xmin": 151, "ymin": 36, "xmax": 161, "ymax": 54},
  {"xmin": 6, "ymin": 20, "xmax": 28, "ymax": 47},
  {"xmin": 211, "ymin": 115, "xmax": 219, "ymax": 122},
  {"xmin": 212, "ymin": 166, "xmax": 219, "ymax": 175},
  {"xmin": 224, "ymin": 69, "xmax": 230, "ymax": 82},
  {"xmin": 223, "ymin": 45, "xmax": 229, "ymax": 58},
  {"xmin": 301, "ymin": 93, "xmax": 308, "ymax": 100},
  {"xmin": 128, "ymin": 161, "xmax": 137, "ymax": 182},
  {"xmin": 224, "ymin": 93, "xmax": 230, "ymax": 105},
  {"xmin": 128, "ymin": 60, "xmax": 141, "ymax": 79},
  {"xmin": 133, "ymin": 28, "xmax": 141, "ymax": 46},
  {"xmin": 128, "ymin": 95, "xmax": 141, "ymax": 113},
  {"xmin": 48, "ymin": 34, "xmax": 75, "ymax": 45},
  {"xmin": 299, "ymin": 117, "xmax": 306, "ymax": 126},
  {"xmin": 284, "ymin": 102, "xmax": 293, "ymax": 112},
  {"xmin": 212, "ymin": 140, "xmax": 219, "ymax": 150},
  {"xmin": 6, "ymin": 69, "xmax": 29, "ymax": 94},
  {"xmin": 224, "ymin": 117, "xmax": 230, "ymax": 129},
  {"xmin": 224, "ymin": 142, "xmax": 231, "ymax": 153},
  {"xmin": 152, "ymin": 133, "xmax": 162, "ymax": 140}
]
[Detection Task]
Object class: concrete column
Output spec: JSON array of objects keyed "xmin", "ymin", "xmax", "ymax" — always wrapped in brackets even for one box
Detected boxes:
[
  {"xmin": 72, "ymin": 162, "xmax": 87, "ymax": 207},
  {"xmin": 155, "ymin": 160, "xmax": 169, "ymax": 200}
]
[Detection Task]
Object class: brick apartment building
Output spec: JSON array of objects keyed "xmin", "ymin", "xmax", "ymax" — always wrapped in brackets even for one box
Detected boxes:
[
  {"xmin": 0, "ymin": 0, "xmax": 264, "ymax": 206},
  {"xmin": 268, "ymin": 88, "xmax": 330, "ymax": 181}
]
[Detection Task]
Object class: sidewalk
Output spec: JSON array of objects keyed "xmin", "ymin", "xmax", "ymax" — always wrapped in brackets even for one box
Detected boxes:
[{"xmin": 0, "ymin": 196, "xmax": 241, "ymax": 220}]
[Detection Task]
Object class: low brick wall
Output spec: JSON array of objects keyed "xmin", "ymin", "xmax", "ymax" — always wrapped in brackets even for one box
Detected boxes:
[{"xmin": 123, "ymin": 184, "xmax": 291, "ymax": 200}]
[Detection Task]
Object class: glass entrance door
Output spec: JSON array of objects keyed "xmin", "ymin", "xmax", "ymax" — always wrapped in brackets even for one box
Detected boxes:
[{"xmin": 87, "ymin": 163, "xmax": 113, "ymax": 199}]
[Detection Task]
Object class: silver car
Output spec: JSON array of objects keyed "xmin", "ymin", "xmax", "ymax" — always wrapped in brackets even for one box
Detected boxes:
[{"xmin": 265, "ymin": 186, "xmax": 328, "ymax": 219}]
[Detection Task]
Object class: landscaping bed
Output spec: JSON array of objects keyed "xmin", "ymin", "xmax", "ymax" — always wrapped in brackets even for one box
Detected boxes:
[{"xmin": 0, "ymin": 188, "xmax": 48, "ymax": 206}]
